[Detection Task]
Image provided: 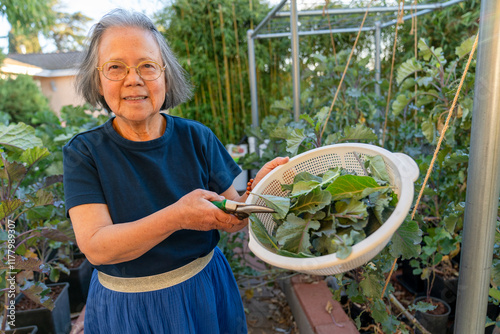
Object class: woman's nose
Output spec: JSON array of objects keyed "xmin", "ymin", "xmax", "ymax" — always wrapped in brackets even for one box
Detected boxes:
[{"xmin": 123, "ymin": 67, "xmax": 143, "ymax": 85}]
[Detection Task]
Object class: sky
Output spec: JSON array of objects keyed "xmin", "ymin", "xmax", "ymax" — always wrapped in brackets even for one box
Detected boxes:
[{"xmin": 0, "ymin": 0, "xmax": 165, "ymax": 53}]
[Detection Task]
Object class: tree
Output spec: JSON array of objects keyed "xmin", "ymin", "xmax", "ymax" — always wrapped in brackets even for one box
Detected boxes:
[
  {"xmin": 44, "ymin": 11, "xmax": 92, "ymax": 52},
  {"xmin": 0, "ymin": 74, "xmax": 51, "ymax": 124},
  {"xmin": 0, "ymin": 0, "xmax": 57, "ymax": 54}
]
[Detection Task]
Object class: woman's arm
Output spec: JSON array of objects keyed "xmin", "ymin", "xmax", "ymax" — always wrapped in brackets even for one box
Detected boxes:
[{"xmin": 69, "ymin": 189, "xmax": 245, "ymax": 266}]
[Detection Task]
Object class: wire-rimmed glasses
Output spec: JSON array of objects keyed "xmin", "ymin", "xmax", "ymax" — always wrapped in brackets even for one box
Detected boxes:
[{"xmin": 96, "ymin": 60, "xmax": 166, "ymax": 81}]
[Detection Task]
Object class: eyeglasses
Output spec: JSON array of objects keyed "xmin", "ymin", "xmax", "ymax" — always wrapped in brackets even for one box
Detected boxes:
[{"xmin": 96, "ymin": 60, "xmax": 166, "ymax": 81}]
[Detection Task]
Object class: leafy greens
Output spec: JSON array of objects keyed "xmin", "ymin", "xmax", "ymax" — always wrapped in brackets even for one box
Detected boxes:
[{"xmin": 250, "ymin": 155, "xmax": 398, "ymax": 259}]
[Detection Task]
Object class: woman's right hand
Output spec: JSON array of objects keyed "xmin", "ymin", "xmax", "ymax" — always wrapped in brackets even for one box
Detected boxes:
[{"xmin": 172, "ymin": 189, "xmax": 247, "ymax": 233}]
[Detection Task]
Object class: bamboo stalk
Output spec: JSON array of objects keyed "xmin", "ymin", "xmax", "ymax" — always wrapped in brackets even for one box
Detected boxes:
[
  {"xmin": 207, "ymin": 3, "xmax": 227, "ymax": 141},
  {"xmin": 249, "ymin": 0, "xmax": 253, "ymax": 30},
  {"xmin": 232, "ymin": 3, "xmax": 246, "ymax": 120},
  {"xmin": 219, "ymin": 3, "xmax": 234, "ymax": 143}
]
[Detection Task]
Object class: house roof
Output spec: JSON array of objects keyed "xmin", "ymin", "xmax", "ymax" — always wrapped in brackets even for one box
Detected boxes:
[{"xmin": 6, "ymin": 51, "xmax": 84, "ymax": 70}]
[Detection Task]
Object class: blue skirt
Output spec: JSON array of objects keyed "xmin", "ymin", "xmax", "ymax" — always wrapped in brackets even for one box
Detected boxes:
[{"xmin": 84, "ymin": 247, "xmax": 247, "ymax": 334}]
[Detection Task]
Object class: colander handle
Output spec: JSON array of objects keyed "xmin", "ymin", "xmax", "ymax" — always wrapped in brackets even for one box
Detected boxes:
[{"xmin": 393, "ymin": 153, "xmax": 419, "ymax": 182}]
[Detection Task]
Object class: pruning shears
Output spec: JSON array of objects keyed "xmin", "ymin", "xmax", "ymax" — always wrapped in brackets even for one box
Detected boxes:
[{"xmin": 211, "ymin": 199, "xmax": 275, "ymax": 220}]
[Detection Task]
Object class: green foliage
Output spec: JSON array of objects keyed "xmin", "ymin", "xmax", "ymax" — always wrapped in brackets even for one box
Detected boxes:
[
  {"xmin": 0, "ymin": 75, "xmax": 51, "ymax": 124},
  {"xmin": 0, "ymin": 123, "xmax": 76, "ymax": 327}
]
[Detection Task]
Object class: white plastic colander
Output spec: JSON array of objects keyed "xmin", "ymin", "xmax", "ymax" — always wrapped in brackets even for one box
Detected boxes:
[{"xmin": 246, "ymin": 143, "xmax": 419, "ymax": 276}]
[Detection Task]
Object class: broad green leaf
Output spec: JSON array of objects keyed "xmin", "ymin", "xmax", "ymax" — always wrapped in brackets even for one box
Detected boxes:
[
  {"xmin": 334, "ymin": 199, "xmax": 368, "ymax": 221},
  {"xmin": 324, "ymin": 132, "xmax": 341, "ymax": 145},
  {"xmin": 360, "ymin": 273, "xmax": 383, "ymax": 299},
  {"xmin": 291, "ymin": 187, "xmax": 332, "ymax": 215},
  {"xmin": 340, "ymin": 124, "xmax": 378, "ymax": 142},
  {"xmin": 408, "ymin": 300, "xmax": 437, "ymax": 313},
  {"xmin": 249, "ymin": 214, "xmax": 278, "ymax": 250},
  {"xmin": 326, "ymin": 175, "xmax": 387, "ymax": 201},
  {"xmin": 291, "ymin": 180, "xmax": 321, "ymax": 197},
  {"xmin": 0, "ymin": 123, "xmax": 43, "ymax": 150},
  {"xmin": 299, "ymin": 114, "xmax": 314, "ymax": 127},
  {"xmin": 270, "ymin": 98, "xmax": 292, "ymax": 111},
  {"xmin": 396, "ymin": 58, "xmax": 422, "ymax": 85},
  {"xmin": 390, "ymin": 220, "xmax": 422, "ymax": 259},
  {"xmin": 369, "ymin": 190, "xmax": 394, "ymax": 224},
  {"xmin": 41, "ymin": 227, "xmax": 76, "ymax": 243},
  {"xmin": 321, "ymin": 167, "xmax": 342, "ymax": 185},
  {"xmin": 286, "ymin": 128, "xmax": 307, "ymax": 156},
  {"xmin": 20, "ymin": 146, "xmax": 50, "ymax": 166},
  {"xmin": 456, "ymin": 35, "xmax": 476, "ymax": 58},
  {"xmin": 19, "ymin": 280, "xmax": 55, "ymax": 311},
  {"xmin": 294, "ymin": 171, "xmax": 322, "ymax": 183},
  {"xmin": 27, "ymin": 189, "xmax": 54, "ymax": 207},
  {"xmin": 314, "ymin": 107, "xmax": 329, "ymax": 130},
  {"xmin": 421, "ymin": 119, "xmax": 435, "ymax": 143},
  {"xmin": 418, "ymin": 39, "xmax": 433, "ymax": 61},
  {"xmin": 270, "ymin": 126, "xmax": 291, "ymax": 139},
  {"xmin": 0, "ymin": 255, "xmax": 51, "ymax": 273},
  {"xmin": 0, "ymin": 199, "xmax": 24, "ymax": 220},
  {"xmin": 0, "ymin": 160, "xmax": 27, "ymax": 182},
  {"xmin": 365, "ymin": 155, "xmax": 390, "ymax": 183},
  {"xmin": 392, "ymin": 94, "xmax": 411, "ymax": 116},
  {"xmin": 254, "ymin": 194, "xmax": 290, "ymax": 220},
  {"xmin": 276, "ymin": 214, "xmax": 320, "ymax": 254},
  {"xmin": 443, "ymin": 150, "xmax": 469, "ymax": 167},
  {"xmin": 489, "ymin": 287, "xmax": 500, "ymax": 301},
  {"xmin": 492, "ymin": 261, "xmax": 500, "ymax": 288}
]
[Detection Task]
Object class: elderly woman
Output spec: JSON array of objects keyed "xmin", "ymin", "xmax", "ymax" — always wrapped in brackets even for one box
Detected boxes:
[{"xmin": 63, "ymin": 9, "xmax": 288, "ymax": 334}]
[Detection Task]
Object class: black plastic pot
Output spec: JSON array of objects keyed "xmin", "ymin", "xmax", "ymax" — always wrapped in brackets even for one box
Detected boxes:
[
  {"xmin": 396, "ymin": 260, "xmax": 426, "ymax": 295},
  {"xmin": 58, "ymin": 254, "xmax": 92, "ymax": 313},
  {"xmin": 13, "ymin": 282, "xmax": 71, "ymax": 334},
  {"xmin": 414, "ymin": 296, "xmax": 451, "ymax": 334},
  {"xmin": 5, "ymin": 325, "xmax": 38, "ymax": 334}
]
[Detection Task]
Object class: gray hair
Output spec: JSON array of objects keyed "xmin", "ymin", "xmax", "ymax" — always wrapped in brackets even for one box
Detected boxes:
[{"xmin": 76, "ymin": 9, "xmax": 192, "ymax": 111}]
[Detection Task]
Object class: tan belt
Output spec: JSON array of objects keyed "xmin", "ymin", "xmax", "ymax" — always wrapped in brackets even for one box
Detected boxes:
[{"xmin": 98, "ymin": 250, "xmax": 214, "ymax": 293}]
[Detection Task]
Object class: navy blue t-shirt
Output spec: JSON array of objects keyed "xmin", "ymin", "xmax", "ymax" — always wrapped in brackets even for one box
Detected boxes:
[{"xmin": 63, "ymin": 113, "xmax": 241, "ymax": 277}]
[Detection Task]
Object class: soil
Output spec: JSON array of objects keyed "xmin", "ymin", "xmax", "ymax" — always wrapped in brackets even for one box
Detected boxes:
[
  {"xmin": 66, "ymin": 257, "xmax": 85, "ymax": 269},
  {"xmin": 16, "ymin": 284, "xmax": 63, "ymax": 310},
  {"xmin": 422, "ymin": 298, "xmax": 448, "ymax": 315},
  {"xmin": 238, "ymin": 275, "xmax": 298, "ymax": 334}
]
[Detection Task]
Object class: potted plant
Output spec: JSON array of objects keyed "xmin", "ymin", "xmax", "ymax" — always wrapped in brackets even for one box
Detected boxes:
[
  {"xmin": 1, "ymin": 122, "xmax": 73, "ymax": 333},
  {"xmin": 53, "ymin": 244, "xmax": 92, "ymax": 313},
  {"xmin": 5, "ymin": 325, "xmax": 39, "ymax": 334}
]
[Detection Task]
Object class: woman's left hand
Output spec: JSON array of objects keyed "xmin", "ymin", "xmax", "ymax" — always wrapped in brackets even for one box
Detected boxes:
[{"xmin": 252, "ymin": 156, "xmax": 289, "ymax": 190}]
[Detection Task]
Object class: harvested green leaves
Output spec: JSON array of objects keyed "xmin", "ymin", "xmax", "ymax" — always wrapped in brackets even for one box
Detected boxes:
[{"xmin": 250, "ymin": 155, "xmax": 398, "ymax": 259}]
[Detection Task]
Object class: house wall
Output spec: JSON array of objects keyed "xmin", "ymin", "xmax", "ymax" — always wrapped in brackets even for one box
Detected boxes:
[{"xmin": 36, "ymin": 75, "xmax": 85, "ymax": 115}]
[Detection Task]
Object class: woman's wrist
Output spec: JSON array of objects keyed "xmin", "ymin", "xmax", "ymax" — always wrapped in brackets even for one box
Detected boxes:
[{"xmin": 245, "ymin": 178, "xmax": 254, "ymax": 196}]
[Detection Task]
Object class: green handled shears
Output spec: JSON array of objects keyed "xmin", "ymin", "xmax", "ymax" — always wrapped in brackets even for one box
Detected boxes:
[{"xmin": 211, "ymin": 199, "xmax": 275, "ymax": 220}]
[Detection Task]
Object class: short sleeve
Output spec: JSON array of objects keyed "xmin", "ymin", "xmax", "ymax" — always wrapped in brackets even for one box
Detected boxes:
[
  {"xmin": 63, "ymin": 138, "xmax": 106, "ymax": 216},
  {"xmin": 206, "ymin": 131, "xmax": 242, "ymax": 194}
]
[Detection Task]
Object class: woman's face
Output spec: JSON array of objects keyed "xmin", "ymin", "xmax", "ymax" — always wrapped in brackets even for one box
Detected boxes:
[{"xmin": 97, "ymin": 26, "xmax": 166, "ymax": 123}]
